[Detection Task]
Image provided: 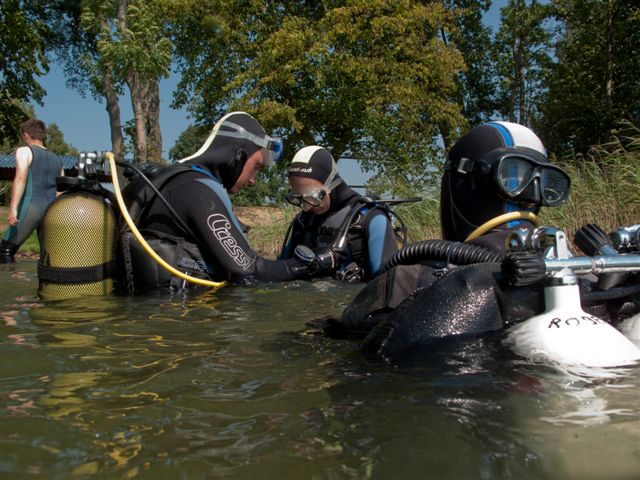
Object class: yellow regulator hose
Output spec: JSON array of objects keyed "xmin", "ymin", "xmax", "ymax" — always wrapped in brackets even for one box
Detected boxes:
[
  {"xmin": 464, "ymin": 211, "xmax": 540, "ymax": 242},
  {"xmin": 107, "ymin": 152, "xmax": 226, "ymax": 289}
]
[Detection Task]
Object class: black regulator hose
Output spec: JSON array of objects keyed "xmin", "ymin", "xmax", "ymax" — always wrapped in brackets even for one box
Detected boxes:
[{"xmin": 379, "ymin": 239, "xmax": 504, "ymax": 274}]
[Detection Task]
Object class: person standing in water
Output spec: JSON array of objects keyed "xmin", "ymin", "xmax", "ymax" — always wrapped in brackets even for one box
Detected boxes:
[
  {"xmin": 280, "ymin": 146, "xmax": 398, "ymax": 282},
  {"xmin": 1, "ymin": 119, "xmax": 64, "ymax": 263},
  {"xmin": 120, "ymin": 112, "xmax": 345, "ymax": 290}
]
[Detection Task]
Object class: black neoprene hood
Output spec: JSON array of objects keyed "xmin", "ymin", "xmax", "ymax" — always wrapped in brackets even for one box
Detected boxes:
[
  {"xmin": 183, "ymin": 112, "xmax": 267, "ymax": 190},
  {"xmin": 440, "ymin": 122, "xmax": 549, "ymax": 242}
]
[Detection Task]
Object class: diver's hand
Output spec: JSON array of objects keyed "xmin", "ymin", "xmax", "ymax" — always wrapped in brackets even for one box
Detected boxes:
[
  {"xmin": 314, "ymin": 247, "xmax": 345, "ymax": 273},
  {"xmin": 8, "ymin": 207, "xmax": 19, "ymax": 226},
  {"xmin": 293, "ymin": 245, "xmax": 344, "ymax": 276}
]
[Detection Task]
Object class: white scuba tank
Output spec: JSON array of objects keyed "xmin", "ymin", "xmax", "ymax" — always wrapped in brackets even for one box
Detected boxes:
[{"xmin": 505, "ymin": 281, "xmax": 640, "ymax": 368}]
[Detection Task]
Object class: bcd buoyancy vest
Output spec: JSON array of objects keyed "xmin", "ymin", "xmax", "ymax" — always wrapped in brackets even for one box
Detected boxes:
[
  {"xmin": 116, "ymin": 165, "xmax": 221, "ymax": 293},
  {"xmin": 290, "ymin": 200, "xmax": 387, "ymax": 270}
]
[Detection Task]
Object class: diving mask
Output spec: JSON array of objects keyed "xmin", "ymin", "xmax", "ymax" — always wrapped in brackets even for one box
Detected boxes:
[
  {"xmin": 286, "ymin": 158, "xmax": 340, "ymax": 209},
  {"xmin": 216, "ymin": 121, "xmax": 283, "ymax": 164},
  {"xmin": 285, "ymin": 189, "xmax": 327, "ymax": 208},
  {"xmin": 494, "ymin": 154, "xmax": 570, "ymax": 206},
  {"xmin": 451, "ymin": 147, "xmax": 571, "ymax": 207}
]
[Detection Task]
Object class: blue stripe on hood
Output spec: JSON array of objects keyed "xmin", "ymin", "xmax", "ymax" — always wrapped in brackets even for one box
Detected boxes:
[{"xmin": 486, "ymin": 122, "xmax": 514, "ymax": 147}]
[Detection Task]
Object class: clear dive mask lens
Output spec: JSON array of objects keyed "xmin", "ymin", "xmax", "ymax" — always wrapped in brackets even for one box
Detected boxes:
[
  {"xmin": 216, "ymin": 121, "xmax": 284, "ymax": 164},
  {"xmin": 286, "ymin": 155, "xmax": 340, "ymax": 209},
  {"xmin": 285, "ymin": 189, "xmax": 327, "ymax": 208},
  {"xmin": 495, "ymin": 155, "xmax": 570, "ymax": 206}
]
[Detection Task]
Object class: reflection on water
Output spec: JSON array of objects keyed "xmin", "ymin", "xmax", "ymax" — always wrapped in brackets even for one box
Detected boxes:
[{"xmin": 1, "ymin": 261, "xmax": 639, "ymax": 479}]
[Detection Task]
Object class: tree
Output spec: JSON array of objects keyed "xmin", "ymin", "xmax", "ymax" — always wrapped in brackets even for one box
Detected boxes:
[
  {"xmin": 81, "ymin": 0, "xmax": 172, "ymax": 163},
  {"xmin": 536, "ymin": 0, "xmax": 640, "ymax": 155},
  {"xmin": 50, "ymin": 0, "xmax": 127, "ymax": 161},
  {"xmin": 168, "ymin": 124, "xmax": 207, "ymax": 162},
  {"xmin": 46, "ymin": 123, "xmax": 77, "ymax": 156},
  {"xmin": 0, "ymin": 0, "xmax": 50, "ymax": 144},
  {"xmin": 172, "ymin": 0, "xmax": 466, "ymax": 194},
  {"xmin": 443, "ymin": 0, "xmax": 498, "ymax": 127},
  {"xmin": 493, "ymin": 0, "xmax": 553, "ymax": 126}
]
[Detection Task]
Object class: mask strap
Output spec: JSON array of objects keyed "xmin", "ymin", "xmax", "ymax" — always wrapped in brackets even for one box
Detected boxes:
[{"xmin": 323, "ymin": 161, "xmax": 342, "ymax": 191}]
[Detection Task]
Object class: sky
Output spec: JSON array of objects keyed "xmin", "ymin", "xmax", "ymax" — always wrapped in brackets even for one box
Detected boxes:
[{"xmin": 31, "ymin": 3, "xmax": 504, "ymax": 187}]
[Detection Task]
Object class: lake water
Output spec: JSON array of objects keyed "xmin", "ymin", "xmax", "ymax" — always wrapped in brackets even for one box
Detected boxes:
[{"xmin": 2, "ymin": 261, "xmax": 639, "ymax": 479}]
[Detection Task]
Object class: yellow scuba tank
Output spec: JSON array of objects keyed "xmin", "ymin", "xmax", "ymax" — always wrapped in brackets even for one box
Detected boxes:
[{"xmin": 38, "ymin": 153, "xmax": 117, "ymax": 301}]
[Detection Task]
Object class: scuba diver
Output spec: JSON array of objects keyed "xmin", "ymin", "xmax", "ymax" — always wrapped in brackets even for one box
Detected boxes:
[
  {"xmin": 1, "ymin": 119, "xmax": 64, "ymax": 264},
  {"xmin": 319, "ymin": 122, "xmax": 640, "ymax": 363},
  {"xmin": 279, "ymin": 146, "xmax": 399, "ymax": 283},
  {"xmin": 118, "ymin": 112, "xmax": 344, "ymax": 292}
]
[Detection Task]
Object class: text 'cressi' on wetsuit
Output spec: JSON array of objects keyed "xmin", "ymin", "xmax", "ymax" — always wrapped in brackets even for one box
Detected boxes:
[
  {"xmin": 136, "ymin": 168, "xmax": 304, "ymax": 282},
  {"xmin": 3, "ymin": 146, "xmax": 62, "ymax": 246}
]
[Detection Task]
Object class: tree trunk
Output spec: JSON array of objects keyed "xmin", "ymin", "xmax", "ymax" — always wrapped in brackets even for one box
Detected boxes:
[
  {"xmin": 118, "ymin": 0, "xmax": 146, "ymax": 164},
  {"xmin": 603, "ymin": 0, "xmax": 614, "ymax": 118},
  {"xmin": 102, "ymin": 70, "xmax": 124, "ymax": 161},
  {"xmin": 128, "ymin": 71, "xmax": 148, "ymax": 164},
  {"xmin": 145, "ymin": 79, "xmax": 163, "ymax": 162}
]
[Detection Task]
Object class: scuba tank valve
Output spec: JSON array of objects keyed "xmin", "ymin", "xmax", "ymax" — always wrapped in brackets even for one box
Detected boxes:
[{"xmin": 503, "ymin": 226, "xmax": 640, "ymax": 368}]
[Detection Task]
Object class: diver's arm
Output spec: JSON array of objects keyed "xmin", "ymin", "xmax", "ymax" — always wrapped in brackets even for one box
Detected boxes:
[
  {"xmin": 8, "ymin": 147, "xmax": 31, "ymax": 226},
  {"xmin": 363, "ymin": 209, "xmax": 398, "ymax": 277},
  {"xmin": 174, "ymin": 179, "xmax": 307, "ymax": 282}
]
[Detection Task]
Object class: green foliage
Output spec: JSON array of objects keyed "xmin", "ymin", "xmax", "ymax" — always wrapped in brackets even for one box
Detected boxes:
[
  {"xmin": 168, "ymin": 124, "xmax": 208, "ymax": 162},
  {"xmin": 46, "ymin": 123, "xmax": 77, "ymax": 156},
  {"xmin": 0, "ymin": 0, "xmax": 50, "ymax": 144},
  {"xmin": 444, "ymin": 0, "xmax": 497, "ymax": 127},
  {"xmin": 232, "ymin": 167, "xmax": 288, "ymax": 207},
  {"xmin": 20, "ymin": 230, "xmax": 40, "ymax": 253},
  {"xmin": 0, "ymin": 181, "xmax": 11, "ymax": 205},
  {"xmin": 493, "ymin": 0, "xmax": 554, "ymax": 126},
  {"xmin": 172, "ymin": 0, "xmax": 466, "ymax": 195},
  {"xmin": 86, "ymin": 1, "xmax": 172, "ymax": 83},
  {"xmin": 536, "ymin": 0, "xmax": 640, "ymax": 155}
]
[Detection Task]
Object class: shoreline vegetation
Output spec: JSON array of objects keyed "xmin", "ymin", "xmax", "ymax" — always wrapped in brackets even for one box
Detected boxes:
[{"xmin": 2, "ymin": 126, "xmax": 638, "ymax": 259}]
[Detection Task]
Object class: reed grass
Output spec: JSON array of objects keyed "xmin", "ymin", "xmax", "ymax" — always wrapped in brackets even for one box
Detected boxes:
[
  {"xmin": 243, "ymin": 204, "xmax": 297, "ymax": 258},
  {"xmin": 540, "ymin": 124, "xmax": 640, "ymax": 235}
]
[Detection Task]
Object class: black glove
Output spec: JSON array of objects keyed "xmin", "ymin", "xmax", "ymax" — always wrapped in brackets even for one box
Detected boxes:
[
  {"xmin": 314, "ymin": 247, "xmax": 344, "ymax": 273},
  {"xmin": 335, "ymin": 261, "xmax": 365, "ymax": 283},
  {"xmin": 294, "ymin": 245, "xmax": 345, "ymax": 276}
]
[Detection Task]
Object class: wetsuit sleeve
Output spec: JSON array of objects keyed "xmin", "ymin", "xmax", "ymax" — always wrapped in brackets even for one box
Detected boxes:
[
  {"xmin": 168, "ymin": 178, "xmax": 307, "ymax": 282},
  {"xmin": 363, "ymin": 209, "xmax": 398, "ymax": 277}
]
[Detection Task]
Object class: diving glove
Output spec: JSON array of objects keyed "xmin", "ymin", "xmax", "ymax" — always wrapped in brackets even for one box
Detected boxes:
[{"xmin": 294, "ymin": 245, "xmax": 344, "ymax": 275}]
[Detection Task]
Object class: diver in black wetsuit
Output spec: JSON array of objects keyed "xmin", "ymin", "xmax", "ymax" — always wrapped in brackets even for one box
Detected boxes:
[
  {"xmin": 321, "ymin": 122, "xmax": 639, "ymax": 361},
  {"xmin": 119, "ymin": 112, "xmax": 343, "ymax": 291},
  {"xmin": 1, "ymin": 119, "xmax": 64, "ymax": 263},
  {"xmin": 279, "ymin": 146, "xmax": 398, "ymax": 282}
]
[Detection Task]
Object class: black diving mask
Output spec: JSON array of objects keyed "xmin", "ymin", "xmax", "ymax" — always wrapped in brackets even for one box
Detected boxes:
[
  {"xmin": 285, "ymin": 189, "xmax": 327, "ymax": 208},
  {"xmin": 493, "ymin": 153, "xmax": 570, "ymax": 206},
  {"xmin": 451, "ymin": 147, "xmax": 571, "ymax": 207}
]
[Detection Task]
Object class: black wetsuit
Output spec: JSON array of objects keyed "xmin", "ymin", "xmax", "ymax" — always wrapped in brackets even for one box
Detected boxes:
[
  {"xmin": 2, "ymin": 146, "xmax": 62, "ymax": 248},
  {"xmin": 280, "ymin": 183, "xmax": 398, "ymax": 282},
  {"xmin": 322, "ymin": 222, "xmax": 640, "ymax": 362},
  {"xmin": 122, "ymin": 166, "xmax": 308, "ymax": 289}
]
